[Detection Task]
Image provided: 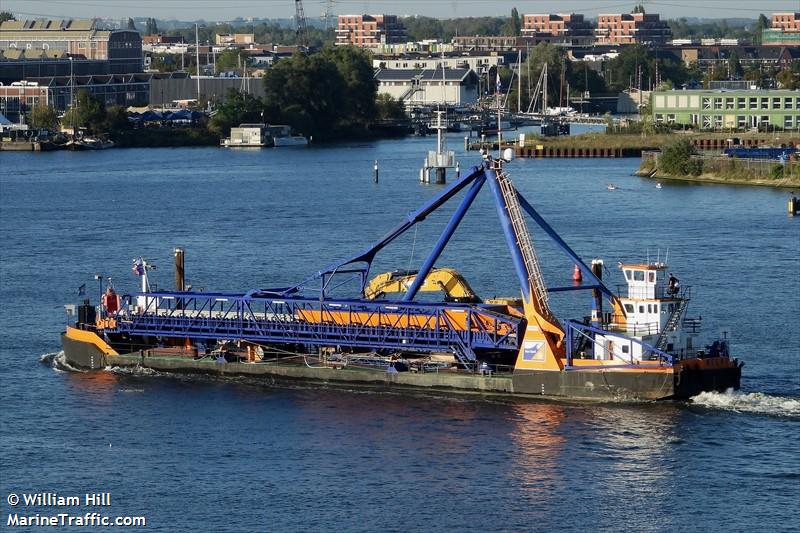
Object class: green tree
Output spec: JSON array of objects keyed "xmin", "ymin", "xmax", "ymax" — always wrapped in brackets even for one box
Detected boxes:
[
  {"xmin": 102, "ymin": 105, "xmax": 130, "ymax": 134},
  {"xmin": 703, "ymin": 65, "xmax": 727, "ymax": 87},
  {"xmin": 319, "ymin": 46, "xmax": 377, "ymax": 122},
  {"xmin": 264, "ymin": 52, "xmax": 347, "ymax": 139},
  {"xmin": 755, "ymin": 13, "xmax": 769, "ymax": 44},
  {"xmin": 728, "ymin": 51, "xmax": 743, "ymax": 78},
  {"xmin": 263, "ymin": 47, "xmax": 377, "ymax": 139},
  {"xmin": 208, "ymin": 88, "xmax": 264, "ymax": 136},
  {"xmin": 0, "ymin": 11, "xmax": 15, "ymax": 23},
  {"xmin": 375, "ymin": 94, "xmax": 406, "ymax": 121},
  {"xmin": 145, "ymin": 17, "xmax": 158, "ymax": 35},
  {"xmin": 126, "ymin": 18, "xmax": 137, "ymax": 31},
  {"xmin": 633, "ymin": 3, "xmax": 646, "ymax": 14},
  {"xmin": 502, "ymin": 8, "xmax": 521, "ymax": 36},
  {"xmin": 215, "ymin": 49, "xmax": 247, "ymax": 74},
  {"xmin": 661, "ymin": 138, "xmax": 703, "ymax": 176},
  {"xmin": 776, "ymin": 67, "xmax": 799, "ymax": 90},
  {"xmin": 61, "ymin": 90, "xmax": 106, "ymax": 132},
  {"xmin": 29, "ymin": 103, "xmax": 59, "ymax": 130}
]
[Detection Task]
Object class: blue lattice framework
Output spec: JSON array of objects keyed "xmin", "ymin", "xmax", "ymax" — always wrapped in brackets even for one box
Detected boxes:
[
  {"xmin": 110, "ymin": 292, "xmax": 522, "ymax": 361},
  {"xmin": 105, "ymin": 160, "xmax": 627, "ymax": 364}
]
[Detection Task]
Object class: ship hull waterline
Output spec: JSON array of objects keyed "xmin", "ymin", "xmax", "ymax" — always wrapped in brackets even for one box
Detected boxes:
[{"xmin": 60, "ymin": 333, "xmax": 741, "ymax": 401}]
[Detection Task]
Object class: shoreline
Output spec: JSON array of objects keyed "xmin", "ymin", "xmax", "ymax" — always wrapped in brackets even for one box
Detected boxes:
[{"xmin": 635, "ymin": 169, "xmax": 800, "ymax": 188}]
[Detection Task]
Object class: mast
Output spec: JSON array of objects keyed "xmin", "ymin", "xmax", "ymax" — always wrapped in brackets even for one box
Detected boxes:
[
  {"xmin": 517, "ymin": 50, "xmax": 522, "ymax": 113},
  {"xmin": 542, "ymin": 62, "xmax": 547, "ymax": 115},
  {"xmin": 195, "ymin": 23, "xmax": 201, "ymax": 104}
]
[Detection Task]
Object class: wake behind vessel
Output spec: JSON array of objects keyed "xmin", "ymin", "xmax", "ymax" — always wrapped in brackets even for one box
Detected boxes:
[{"xmin": 61, "ymin": 156, "xmax": 741, "ymax": 400}]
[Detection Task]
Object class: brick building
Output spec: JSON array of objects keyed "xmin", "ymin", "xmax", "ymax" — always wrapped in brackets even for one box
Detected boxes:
[
  {"xmin": 763, "ymin": 13, "xmax": 800, "ymax": 46},
  {"xmin": 595, "ymin": 13, "xmax": 672, "ymax": 45},
  {"xmin": 0, "ymin": 19, "xmax": 142, "ymax": 73},
  {"xmin": 336, "ymin": 15, "xmax": 405, "ymax": 47},
  {"xmin": 521, "ymin": 14, "xmax": 594, "ymax": 46}
]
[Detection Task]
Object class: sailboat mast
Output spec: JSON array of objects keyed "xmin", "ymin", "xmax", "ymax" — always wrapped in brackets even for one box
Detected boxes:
[{"xmin": 517, "ymin": 50, "xmax": 521, "ymax": 113}]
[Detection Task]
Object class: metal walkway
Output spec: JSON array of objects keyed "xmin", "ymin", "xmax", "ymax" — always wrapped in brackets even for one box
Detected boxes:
[{"xmin": 109, "ymin": 292, "xmax": 522, "ymax": 361}]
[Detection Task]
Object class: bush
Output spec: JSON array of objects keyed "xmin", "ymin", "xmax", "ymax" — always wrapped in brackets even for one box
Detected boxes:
[
  {"xmin": 659, "ymin": 138, "xmax": 698, "ymax": 176},
  {"xmin": 770, "ymin": 164, "xmax": 785, "ymax": 180}
]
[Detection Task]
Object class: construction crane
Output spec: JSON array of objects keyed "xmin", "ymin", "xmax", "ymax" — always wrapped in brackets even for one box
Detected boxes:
[{"xmin": 295, "ymin": 0, "xmax": 309, "ymax": 49}]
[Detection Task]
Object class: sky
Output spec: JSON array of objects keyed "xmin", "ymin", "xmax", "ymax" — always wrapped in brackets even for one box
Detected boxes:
[{"xmin": 3, "ymin": 0, "xmax": 799, "ymax": 22}]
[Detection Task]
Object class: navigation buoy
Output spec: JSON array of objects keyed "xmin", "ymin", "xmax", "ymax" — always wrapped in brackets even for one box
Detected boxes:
[{"xmin": 572, "ymin": 264, "xmax": 582, "ymax": 283}]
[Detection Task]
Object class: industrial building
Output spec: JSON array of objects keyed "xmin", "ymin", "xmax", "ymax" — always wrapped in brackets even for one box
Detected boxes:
[
  {"xmin": 521, "ymin": 14, "xmax": 594, "ymax": 47},
  {"xmin": 0, "ymin": 73, "xmax": 155, "ymax": 122},
  {"xmin": 651, "ymin": 89, "xmax": 800, "ymax": 130},
  {"xmin": 374, "ymin": 67, "xmax": 479, "ymax": 106},
  {"xmin": 595, "ymin": 13, "xmax": 672, "ymax": 45},
  {"xmin": 0, "ymin": 19, "xmax": 142, "ymax": 73},
  {"xmin": 336, "ymin": 15, "xmax": 405, "ymax": 47}
]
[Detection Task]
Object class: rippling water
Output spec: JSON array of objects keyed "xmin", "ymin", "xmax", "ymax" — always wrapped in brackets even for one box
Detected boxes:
[{"xmin": 1, "ymin": 137, "xmax": 798, "ymax": 531}]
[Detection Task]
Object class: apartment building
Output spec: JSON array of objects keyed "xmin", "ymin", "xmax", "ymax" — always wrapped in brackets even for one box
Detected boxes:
[
  {"xmin": 336, "ymin": 15, "xmax": 405, "ymax": 48},
  {"xmin": 521, "ymin": 14, "xmax": 594, "ymax": 46},
  {"xmin": 595, "ymin": 13, "xmax": 672, "ymax": 45}
]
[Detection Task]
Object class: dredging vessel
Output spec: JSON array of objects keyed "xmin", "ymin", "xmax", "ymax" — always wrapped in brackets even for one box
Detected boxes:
[{"xmin": 61, "ymin": 156, "xmax": 742, "ymax": 400}]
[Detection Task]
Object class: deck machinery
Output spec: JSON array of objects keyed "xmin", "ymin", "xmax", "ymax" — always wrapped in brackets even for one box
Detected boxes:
[{"xmin": 62, "ymin": 158, "xmax": 742, "ymax": 400}]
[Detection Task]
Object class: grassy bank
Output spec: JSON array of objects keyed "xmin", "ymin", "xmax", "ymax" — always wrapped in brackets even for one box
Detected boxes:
[
  {"xmin": 524, "ymin": 131, "xmax": 800, "ymax": 151},
  {"xmin": 639, "ymin": 152, "xmax": 800, "ymax": 188}
]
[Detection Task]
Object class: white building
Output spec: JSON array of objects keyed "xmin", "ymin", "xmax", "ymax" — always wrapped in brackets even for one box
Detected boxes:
[
  {"xmin": 374, "ymin": 67, "xmax": 479, "ymax": 106},
  {"xmin": 373, "ymin": 55, "xmax": 503, "ymax": 73}
]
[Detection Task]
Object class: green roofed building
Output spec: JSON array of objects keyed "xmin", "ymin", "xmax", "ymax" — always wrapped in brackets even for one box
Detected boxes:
[{"xmin": 651, "ymin": 89, "xmax": 800, "ymax": 131}]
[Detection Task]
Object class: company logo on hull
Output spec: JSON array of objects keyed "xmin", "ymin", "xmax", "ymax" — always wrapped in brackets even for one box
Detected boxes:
[{"xmin": 522, "ymin": 341, "xmax": 545, "ymax": 361}]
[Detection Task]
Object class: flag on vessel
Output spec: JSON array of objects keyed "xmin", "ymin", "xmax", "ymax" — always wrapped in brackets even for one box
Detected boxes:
[
  {"xmin": 77, "ymin": 283, "xmax": 86, "ymax": 296},
  {"xmin": 132, "ymin": 258, "xmax": 145, "ymax": 276},
  {"xmin": 496, "ymin": 71, "xmax": 502, "ymax": 94}
]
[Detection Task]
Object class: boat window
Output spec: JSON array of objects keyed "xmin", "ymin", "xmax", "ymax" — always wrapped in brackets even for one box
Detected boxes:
[
  {"xmin": 639, "ymin": 305, "xmax": 645, "ymax": 313},
  {"xmin": 624, "ymin": 269, "xmax": 632, "ymax": 280},
  {"xmin": 622, "ymin": 345, "xmax": 629, "ymax": 354},
  {"xmin": 633, "ymin": 270, "xmax": 645, "ymax": 281},
  {"xmin": 624, "ymin": 303, "xmax": 634, "ymax": 313},
  {"xmin": 648, "ymin": 272, "xmax": 655, "ymax": 282},
  {"xmin": 648, "ymin": 304, "xmax": 653, "ymax": 313}
]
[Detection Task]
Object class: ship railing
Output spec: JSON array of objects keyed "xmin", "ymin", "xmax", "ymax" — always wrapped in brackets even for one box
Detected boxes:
[
  {"xmin": 111, "ymin": 291, "xmax": 522, "ymax": 356},
  {"xmin": 564, "ymin": 320, "xmax": 674, "ymax": 368},
  {"xmin": 605, "ymin": 321, "xmax": 661, "ymax": 337},
  {"xmin": 615, "ymin": 284, "xmax": 691, "ymax": 300}
]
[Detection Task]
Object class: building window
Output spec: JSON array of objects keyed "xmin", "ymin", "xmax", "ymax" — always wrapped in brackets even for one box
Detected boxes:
[
  {"xmin": 785, "ymin": 97, "xmax": 794, "ymax": 110},
  {"xmin": 714, "ymin": 98, "xmax": 723, "ymax": 110},
  {"xmin": 737, "ymin": 116, "xmax": 746, "ymax": 127},
  {"xmin": 725, "ymin": 98, "xmax": 734, "ymax": 110},
  {"xmin": 702, "ymin": 97, "xmax": 711, "ymax": 110},
  {"xmin": 785, "ymin": 116, "xmax": 793, "ymax": 128},
  {"xmin": 737, "ymin": 97, "xmax": 746, "ymax": 109},
  {"xmin": 655, "ymin": 113, "xmax": 664, "ymax": 123},
  {"xmin": 690, "ymin": 114, "xmax": 699, "ymax": 125},
  {"xmin": 773, "ymin": 97, "xmax": 781, "ymax": 109},
  {"xmin": 761, "ymin": 97, "xmax": 769, "ymax": 108},
  {"xmin": 750, "ymin": 97, "xmax": 758, "ymax": 109},
  {"xmin": 667, "ymin": 113, "xmax": 675, "ymax": 123}
]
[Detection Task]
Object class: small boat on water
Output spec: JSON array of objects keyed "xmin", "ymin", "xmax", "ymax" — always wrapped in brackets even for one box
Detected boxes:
[
  {"xmin": 656, "ymin": 183, "xmax": 663, "ymax": 189},
  {"xmin": 61, "ymin": 155, "xmax": 741, "ymax": 400},
  {"xmin": 66, "ymin": 137, "xmax": 114, "ymax": 151},
  {"xmin": 221, "ymin": 123, "xmax": 308, "ymax": 148},
  {"xmin": 607, "ymin": 183, "xmax": 617, "ymax": 190}
]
